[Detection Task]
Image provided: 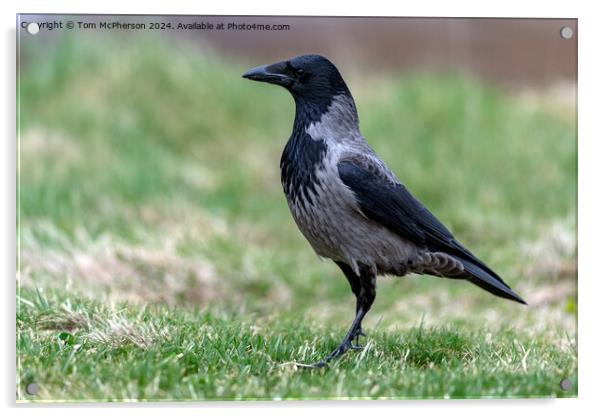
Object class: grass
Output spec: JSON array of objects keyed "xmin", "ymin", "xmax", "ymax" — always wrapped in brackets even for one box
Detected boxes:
[
  {"xmin": 18, "ymin": 287, "xmax": 576, "ymax": 401},
  {"xmin": 17, "ymin": 32, "xmax": 577, "ymax": 401}
]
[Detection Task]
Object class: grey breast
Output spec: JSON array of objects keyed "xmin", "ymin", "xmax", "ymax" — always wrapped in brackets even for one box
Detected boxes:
[{"xmin": 286, "ymin": 96, "xmax": 424, "ymax": 276}]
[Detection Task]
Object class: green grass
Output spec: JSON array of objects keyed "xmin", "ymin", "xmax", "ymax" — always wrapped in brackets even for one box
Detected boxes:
[
  {"xmin": 17, "ymin": 32, "xmax": 577, "ymax": 401},
  {"xmin": 18, "ymin": 287, "xmax": 576, "ymax": 401}
]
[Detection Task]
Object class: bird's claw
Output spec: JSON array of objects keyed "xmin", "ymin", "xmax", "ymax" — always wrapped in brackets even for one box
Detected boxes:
[
  {"xmin": 350, "ymin": 328, "xmax": 366, "ymax": 349},
  {"xmin": 298, "ymin": 333, "xmax": 367, "ymax": 369},
  {"xmin": 295, "ymin": 360, "xmax": 328, "ymax": 369},
  {"xmin": 327, "ymin": 342, "xmax": 352, "ymax": 360}
]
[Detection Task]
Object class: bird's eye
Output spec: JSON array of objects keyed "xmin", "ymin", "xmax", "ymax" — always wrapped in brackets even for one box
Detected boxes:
[{"xmin": 295, "ymin": 68, "xmax": 305, "ymax": 77}]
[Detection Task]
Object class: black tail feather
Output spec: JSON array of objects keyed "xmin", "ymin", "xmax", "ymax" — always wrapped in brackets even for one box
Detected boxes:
[{"xmin": 460, "ymin": 259, "xmax": 527, "ymax": 305}]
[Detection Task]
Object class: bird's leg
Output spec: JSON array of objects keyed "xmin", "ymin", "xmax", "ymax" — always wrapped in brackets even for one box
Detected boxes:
[
  {"xmin": 349, "ymin": 297, "xmax": 367, "ymax": 350},
  {"xmin": 299, "ymin": 265, "xmax": 376, "ymax": 369},
  {"xmin": 350, "ymin": 325, "xmax": 366, "ymax": 349},
  {"xmin": 335, "ymin": 261, "xmax": 366, "ymax": 349}
]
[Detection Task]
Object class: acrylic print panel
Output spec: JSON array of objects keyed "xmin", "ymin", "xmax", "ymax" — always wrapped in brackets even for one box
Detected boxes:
[{"xmin": 16, "ymin": 15, "xmax": 577, "ymax": 402}]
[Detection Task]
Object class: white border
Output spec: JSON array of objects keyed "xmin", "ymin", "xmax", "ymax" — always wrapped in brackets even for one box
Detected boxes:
[{"xmin": 3, "ymin": 0, "xmax": 600, "ymax": 415}]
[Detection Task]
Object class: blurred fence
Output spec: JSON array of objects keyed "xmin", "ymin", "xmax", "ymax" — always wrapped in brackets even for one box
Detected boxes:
[
  {"xmin": 20, "ymin": 15, "xmax": 577, "ymax": 88},
  {"xmin": 192, "ymin": 17, "xmax": 577, "ymax": 87}
]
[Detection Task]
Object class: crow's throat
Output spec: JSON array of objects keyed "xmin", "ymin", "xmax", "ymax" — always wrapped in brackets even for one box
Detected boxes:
[{"xmin": 280, "ymin": 108, "xmax": 328, "ymax": 208}]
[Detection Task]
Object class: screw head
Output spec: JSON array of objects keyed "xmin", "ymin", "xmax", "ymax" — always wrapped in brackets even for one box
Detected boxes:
[
  {"xmin": 560, "ymin": 26, "xmax": 574, "ymax": 40},
  {"xmin": 25, "ymin": 382, "xmax": 39, "ymax": 395},
  {"xmin": 26, "ymin": 22, "xmax": 40, "ymax": 35},
  {"xmin": 559, "ymin": 378, "xmax": 572, "ymax": 391}
]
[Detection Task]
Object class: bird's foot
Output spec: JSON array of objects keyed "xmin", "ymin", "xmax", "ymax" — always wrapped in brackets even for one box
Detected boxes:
[
  {"xmin": 296, "ymin": 345, "xmax": 352, "ymax": 369},
  {"xmin": 325, "ymin": 339, "xmax": 354, "ymax": 360},
  {"xmin": 297, "ymin": 307, "xmax": 370, "ymax": 369},
  {"xmin": 350, "ymin": 328, "xmax": 366, "ymax": 350},
  {"xmin": 297, "ymin": 335, "xmax": 363, "ymax": 369},
  {"xmin": 295, "ymin": 360, "xmax": 328, "ymax": 369}
]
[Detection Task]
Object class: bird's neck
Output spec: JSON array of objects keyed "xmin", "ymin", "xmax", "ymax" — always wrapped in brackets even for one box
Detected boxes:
[{"xmin": 292, "ymin": 94, "xmax": 360, "ymax": 141}]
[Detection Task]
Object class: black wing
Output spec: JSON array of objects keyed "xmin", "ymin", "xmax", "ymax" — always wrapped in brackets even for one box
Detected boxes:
[{"xmin": 338, "ymin": 159, "xmax": 526, "ymax": 304}]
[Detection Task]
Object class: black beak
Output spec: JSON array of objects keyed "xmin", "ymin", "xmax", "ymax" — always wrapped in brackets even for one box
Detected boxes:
[{"xmin": 242, "ymin": 62, "xmax": 293, "ymax": 87}]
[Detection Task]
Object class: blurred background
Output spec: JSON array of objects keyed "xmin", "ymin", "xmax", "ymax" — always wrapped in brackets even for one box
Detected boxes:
[{"xmin": 17, "ymin": 15, "xmax": 576, "ymax": 398}]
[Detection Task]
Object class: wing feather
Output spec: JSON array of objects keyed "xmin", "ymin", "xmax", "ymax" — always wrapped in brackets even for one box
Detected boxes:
[{"xmin": 337, "ymin": 158, "xmax": 525, "ymax": 305}]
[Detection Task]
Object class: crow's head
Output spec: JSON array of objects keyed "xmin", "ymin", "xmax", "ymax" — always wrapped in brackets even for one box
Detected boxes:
[{"xmin": 242, "ymin": 54, "xmax": 350, "ymax": 103}]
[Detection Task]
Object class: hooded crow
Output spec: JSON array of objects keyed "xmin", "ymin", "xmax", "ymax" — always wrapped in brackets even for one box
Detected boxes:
[{"xmin": 243, "ymin": 54, "xmax": 526, "ymax": 367}]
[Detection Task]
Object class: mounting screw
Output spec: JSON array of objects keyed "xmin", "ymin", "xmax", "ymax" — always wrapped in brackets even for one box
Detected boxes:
[
  {"xmin": 559, "ymin": 378, "xmax": 572, "ymax": 391},
  {"xmin": 560, "ymin": 26, "xmax": 574, "ymax": 40},
  {"xmin": 26, "ymin": 22, "xmax": 40, "ymax": 35},
  {"xmin": 26, "ymin": 382, "xmax": 39, "ymax": 395}
]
